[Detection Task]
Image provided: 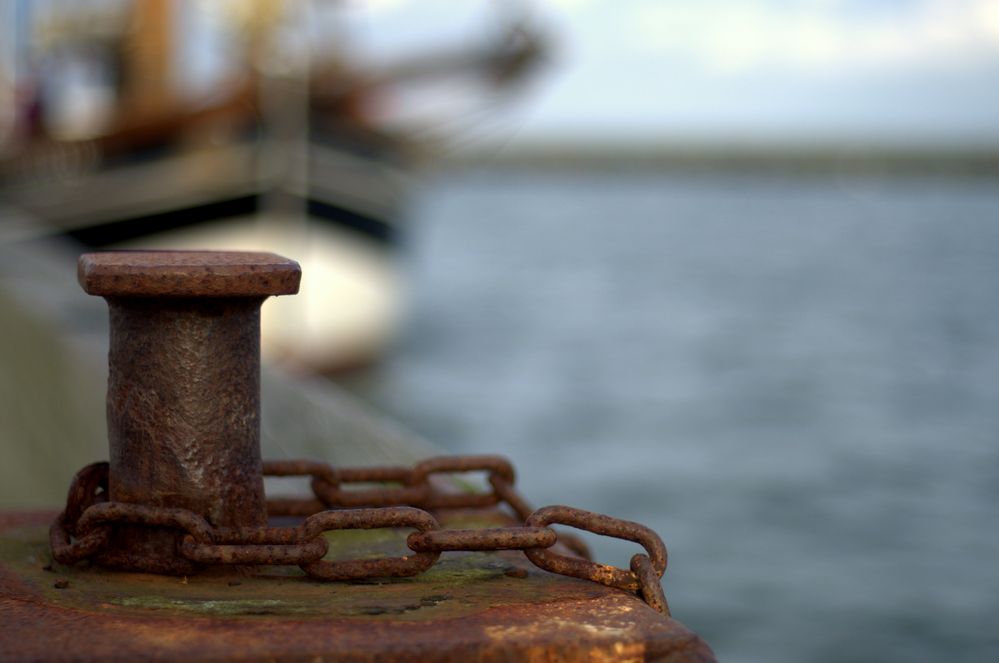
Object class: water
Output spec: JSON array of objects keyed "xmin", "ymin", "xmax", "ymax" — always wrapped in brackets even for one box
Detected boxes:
[{"xmin": 352, "ymin": 168, "xmax": 999, "ymax": 662}]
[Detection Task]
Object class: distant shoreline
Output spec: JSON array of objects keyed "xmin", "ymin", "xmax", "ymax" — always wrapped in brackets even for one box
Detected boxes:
[{"xmin": 439, "ymin": 144, "xmax": 999, "ymax": 177}]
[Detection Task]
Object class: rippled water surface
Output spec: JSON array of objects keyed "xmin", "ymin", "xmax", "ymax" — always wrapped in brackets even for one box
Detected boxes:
[{"xmin": 353, "ymin": 168, "xmax": 999, "ymax": 663}]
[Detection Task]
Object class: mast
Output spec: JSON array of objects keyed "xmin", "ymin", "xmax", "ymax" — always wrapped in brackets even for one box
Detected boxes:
[{"xmin": 123, "ymin": 0, "xmax": 173, "ymax": 115}]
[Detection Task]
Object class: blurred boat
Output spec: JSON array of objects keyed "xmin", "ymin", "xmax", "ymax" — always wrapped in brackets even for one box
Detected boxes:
[{"xmin": 0, "ymin": 0, "xmax": 545, "ymax": 373}]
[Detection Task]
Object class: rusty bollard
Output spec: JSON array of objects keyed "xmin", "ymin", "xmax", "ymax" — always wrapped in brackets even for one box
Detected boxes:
[
  {"xmin": 0, "ymin": 249, "xmax": 717, "ymax": 661},
  {"xmin": 77, "ymin": 251, "xmax": 300, "ymax": 572}
]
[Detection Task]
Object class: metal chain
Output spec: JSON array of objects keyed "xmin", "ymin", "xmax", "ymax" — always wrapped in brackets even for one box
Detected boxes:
[{"xmin": 50, "ymin": 457, "xmax": 670, "ymax": 616}]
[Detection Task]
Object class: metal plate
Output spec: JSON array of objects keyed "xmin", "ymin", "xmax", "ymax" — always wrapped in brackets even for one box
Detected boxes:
[{"xmin": 1, "ymin": 511, "xmax": 715, "ymax": 661}]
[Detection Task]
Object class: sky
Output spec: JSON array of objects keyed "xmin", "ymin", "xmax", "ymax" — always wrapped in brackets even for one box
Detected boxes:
[{"xmin": 342, "ymin": 0, "xmax": 999, "ymax": 149}]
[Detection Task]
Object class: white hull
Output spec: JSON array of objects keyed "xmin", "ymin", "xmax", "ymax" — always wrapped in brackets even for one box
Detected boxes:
[{"xmin": 113, "ymin": 213, "xmax": 401, "ymax": 374}]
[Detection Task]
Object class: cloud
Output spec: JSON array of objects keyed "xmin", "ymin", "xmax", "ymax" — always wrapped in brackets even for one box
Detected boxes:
[{"xmin": 629, "ymin": 0, "xmax": 999, "ymax": 74}]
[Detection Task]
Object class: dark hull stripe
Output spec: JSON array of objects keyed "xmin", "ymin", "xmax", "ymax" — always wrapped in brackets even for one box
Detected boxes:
[
  {"xmin": 63, "ymin": 195, "xmax": 395, "ymax": 249},
  {"xmin": 307, "ymin": 198, "xmax": 396, "ymax": 244}
]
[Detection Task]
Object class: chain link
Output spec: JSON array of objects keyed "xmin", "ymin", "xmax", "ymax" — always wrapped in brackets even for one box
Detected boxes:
[
  {"xmin": 407, "ymin": 526, "xmax": 556, "ymax": 552},
  {"xmin": 180, "ymin": 527, "xmax": 329, "ymax": 566},
  {"xmin": 49, "ymin": 462, "xmax": 110, "ymax": 565},
  {"xmin": 524, "ymin": 505, "xmax": 667, "ymax": 592},
  {"xmin": 50, "ymin": 456, "xmax": 670, "ymax": 616},
  {"xmin": 299, "ymin": 507, "xmax": 441, "ymax": 581},
  {"xmin": 632, "ymin": 553, "xmax": 670, "ymax": 617}
]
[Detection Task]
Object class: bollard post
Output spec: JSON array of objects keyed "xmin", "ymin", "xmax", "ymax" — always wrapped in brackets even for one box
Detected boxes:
[{"xmin": 77, "ymin": 251, "xmax": 300, "ymax": 571}]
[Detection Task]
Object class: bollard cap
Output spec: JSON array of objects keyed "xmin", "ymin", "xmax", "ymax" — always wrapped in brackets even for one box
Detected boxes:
[{"xmin": 78, "ymin": 251, "xmax": 301, "ymax": 297}]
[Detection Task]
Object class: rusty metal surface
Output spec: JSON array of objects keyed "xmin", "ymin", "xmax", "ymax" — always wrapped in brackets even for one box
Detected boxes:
[
  {"xmin": 6, "ymin": 510, "xmax": 717, "ymax": 662},
  {"xmin": 105, "ymin": 295, "xmax": 267, "ymax": 566},
  {"xmin": 77, "ymin": 251, "xmax": 301, "ymax": 572},
  {"xmin": 77, "ymin": 251, "xmax": 302, "ymax": 297}
]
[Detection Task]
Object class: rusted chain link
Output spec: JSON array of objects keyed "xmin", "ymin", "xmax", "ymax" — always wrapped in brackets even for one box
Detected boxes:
[
  {"xmin": 524, "ymin": 505, "xmax": 668, "ymax": 591},
  {"xmin": 50, "ymin": 513, "xmax": 109, "ymax": 565},
  {"xmin": 180, "ymin": 527, "xmax": 329, "ymax": 566},
  {"xmin": 61, "ymin": 462, "xmax": 108, "ymax": 535},
  {"xmin": 632, "ymin": 553, "xmax": 670, "ymax": 617},
  {"xmin": 266, "ymin": 456, "xmax": 594, "ymax": 560},
  {"xmin": 281, "ymin": 455, "xmax": 515, "ymax": 511},
  {"xmin": 489, "ymin": 474, "xmax": 592, "ymax": 560},
  {"xmin": 51, "ymin": 456, "xmax": 670, "ymax": 616},
  {"xmin": 78, "ymin": 502, "xmax": 216, "ymax": 543},
  {"xmin": 300, "ymin": 507, "xmax": 441, "ymax": 580},
  {"xmin": 49, "ymin": 462, "xmax": 111, "ymax": 564},
  {"xmin": 407, "ymin": 526, "xmax": 557, "ymax": 552}
]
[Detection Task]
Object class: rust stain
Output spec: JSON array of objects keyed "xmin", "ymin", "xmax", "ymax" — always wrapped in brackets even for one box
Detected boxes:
[{"xmin": 2, "ymin": 511, "xmax": 716, "ymax": 661}]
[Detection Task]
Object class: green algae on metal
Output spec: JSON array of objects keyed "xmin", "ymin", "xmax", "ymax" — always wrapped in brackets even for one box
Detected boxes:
[
  {"xmin": 1, "ymin": 522, "xmax": 607, "ymax": 622},
  {"xmin": 1, "ymin": 512, "xmax": 717, "ymax": 661}
]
